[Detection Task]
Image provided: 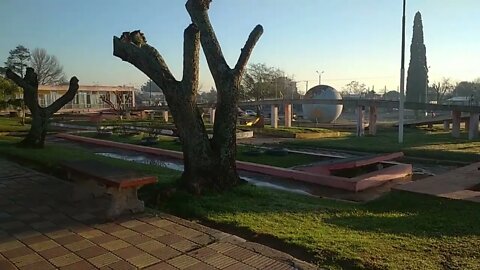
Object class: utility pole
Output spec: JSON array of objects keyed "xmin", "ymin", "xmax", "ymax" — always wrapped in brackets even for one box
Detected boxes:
[
  {"xmin": 316, "ymin": 70, "xmax": 324, "ymax": 85},
  {"xmin": 398, "ymin": 0, "xmax": 406, "ymax": 143},
  {"xmin": 149, "ymin": 80, "xmax": 152, "ymax": 106}
]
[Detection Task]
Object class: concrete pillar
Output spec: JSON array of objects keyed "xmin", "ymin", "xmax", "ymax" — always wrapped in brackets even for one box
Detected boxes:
[
  {"xmin": 465, "ymin": 118, "xmax": 470, "ymax": 132},
  {"xmin": 131, "ymin": 90, "xmax": 136, "ymax": 108},
  {"xmin": 284, "ymin": 103, "xmax": 292, "ymax": 128},
  {"xmin": 368, "ymin": 106, "xmax": 377, "ymax": 136},
  {"xmin": 443, "ymin": 120, "xmax": 450, "ymax": 131},
  {"xmin": 162, "ymin": 110, "xmax": 169, "ymax": 123},
  {"xmin": 271, "ymin": 105, "xmax": 278, "ymax": 128},
  {"xmin": 468, "ymin": 112, "xmax": 479, "ymax": 140},
  {"xmin": 452, "ymin": 110, "xmax": 461, "ymax": 138},
  {"xmin": 356, "ymin": 106, "xmax": 365, "ymax": 137},
  {"xmin": 209, "ymin": 108, "xmax": 215, "ymax": 124}
]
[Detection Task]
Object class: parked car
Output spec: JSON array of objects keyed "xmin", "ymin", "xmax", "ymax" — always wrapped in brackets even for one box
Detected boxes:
[{"xmin": 244, "ymin": 109, "xmax": 257, "ymax": 116}]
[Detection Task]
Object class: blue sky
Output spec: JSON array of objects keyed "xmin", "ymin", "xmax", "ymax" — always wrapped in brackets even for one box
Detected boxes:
[{"xmin": 1, "ymin": 0, "xmax": 479, "ymax": 93}]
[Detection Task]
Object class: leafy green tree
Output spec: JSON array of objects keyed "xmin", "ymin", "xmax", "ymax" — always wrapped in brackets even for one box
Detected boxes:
[
  {"xmin": 453, "ymin": 80, "xmax": 480, "ymax": 100},
  {"xmin": 406, "ymin": 12, "xmax": 428, "ymax": 104},
  {"xmin": 198, "ymin": 87, "xmax": 217, "ymax": 103},
  {"xmin": 140, "ymin": 79, "xmax": 162, "ymax": 92},
  {"xmin": 5, "ymin": 45, "xmax": 31, "ymax": 77},
  {"xmin": 0, "ymin": 76, "xmax": 22, "ymax": 110},
  {"xmin": 241, "ymin": 63, "xmax": 283, "ymax": 101},
  {"xmin": 342, "ymin": 80, "xmax": 367, "ymax": 95}
]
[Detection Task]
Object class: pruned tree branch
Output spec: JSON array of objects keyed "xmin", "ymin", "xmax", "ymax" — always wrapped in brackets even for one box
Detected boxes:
[
  {"xmin": 5, "ymin": 68, "xmax": 35, "ymax": 92},
  {"xmin": 47, "ymin": 76, "xmax": 79, "ymax": 113},
  {"xmin": 6, "ymin": 68, "xmax": 38, "ymax": 113},
  {"xmin": 186, "ymin": 0, "xmax": 229, "ymax": 82},
  {"xmin": 182, "ymin": 24, "xmax": 200, "ymax": 96},
  {"xmin": 234, "ymin": 25, "xmax": 263, "ymax": 77},
  {"xmin": 113, "ymin": 32, "xmax": 178, "ymax": 92}
]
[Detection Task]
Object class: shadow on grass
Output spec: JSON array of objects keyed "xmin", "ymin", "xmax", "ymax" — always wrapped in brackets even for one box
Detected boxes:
[
  {"xmin": 324, "ymin": 192, "xmax": 480, "ymax": 237},
  {"xmin": 153, "ymin": 183, "xmax": 480, "ymax": 239}
]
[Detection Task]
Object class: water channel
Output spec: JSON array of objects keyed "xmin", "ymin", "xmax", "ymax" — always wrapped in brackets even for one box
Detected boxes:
[{"xmin": 50, "ymin": 137, "xmax": 459, "ymax": 202}]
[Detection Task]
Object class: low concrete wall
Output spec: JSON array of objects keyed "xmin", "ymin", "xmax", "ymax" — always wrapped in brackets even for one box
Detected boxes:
[{"xmin": 56, "ymin": 133, "xmax": 410, "ymax": 192}]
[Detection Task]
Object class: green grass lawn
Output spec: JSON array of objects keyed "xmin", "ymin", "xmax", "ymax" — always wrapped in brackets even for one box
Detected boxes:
[
  {"xmin": 239, "ymin": 125, "xmax": 343, "ymax": 138},
  {"xmin": 1, "ymin": 137, "xmax": 479, "ymax": 269},
  {"xmin": 0, "ymin": 117, "xmax": 29, "ymax": 132},
  {"xmin": 282, "ymin": 126, "xmax": 480, "ymax": 163}
]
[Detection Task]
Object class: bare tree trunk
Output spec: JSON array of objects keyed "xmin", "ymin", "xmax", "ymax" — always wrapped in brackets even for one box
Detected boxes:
[
  {"xmin": 6, "ymin": 68, "xmax": 79, "ymax": 148},
  {"xmin": 113, "ymin": 1, "xmax": 262, "ymax": 194}
]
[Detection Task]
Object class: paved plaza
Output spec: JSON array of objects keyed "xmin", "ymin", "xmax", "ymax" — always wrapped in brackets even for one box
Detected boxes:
[{"xmin": 0, "ymin": 158, "xmax": 316, "ymax": 270}]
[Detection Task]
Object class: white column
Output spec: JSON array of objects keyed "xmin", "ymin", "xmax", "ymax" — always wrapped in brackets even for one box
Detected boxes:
[
  {"xmin": 468, "ymin": 112, "xmax": 479, "ymax": 140},
  {"xmin": 162, "ymin": 110, "xmax": 169, "ymax": 123},
  {"xmin": 131, "ymin": 90, "xmax": 136, "ymax": 108},
  {"xmin": 356, "ymin": 106, "xmax": 365, "ymax": 137},
  {"xmin": 209, "ymin": 108, "xmax": 215, "ymax": 124},
  {"xmin": 443, "ymin": 120, "xmax": 450, "ymax": 131},
  {"xmin": 452, "ymin": 111, "xmax": 461, "ymax": 138},
  {"xmin": 284, "ymin": 103, "xmax": 292, "ymax": 128},
  {"xmin": 368, "ymin": 106, "xmax": 377, "ymax": 136},
  {"xmin": 270, "ymin": 105, "xmax": 278, "ymax": 128}
]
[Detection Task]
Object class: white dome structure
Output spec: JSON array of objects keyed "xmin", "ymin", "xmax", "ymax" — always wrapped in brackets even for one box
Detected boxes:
[{"xmin": 302, "ymin": 85, "xmax": 343, "ymax": 123}]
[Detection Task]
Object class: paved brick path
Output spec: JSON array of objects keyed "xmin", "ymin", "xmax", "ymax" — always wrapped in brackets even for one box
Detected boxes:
[{"xmin": 0, "ymin": 159, "xmax": 317, "ymax": 269}]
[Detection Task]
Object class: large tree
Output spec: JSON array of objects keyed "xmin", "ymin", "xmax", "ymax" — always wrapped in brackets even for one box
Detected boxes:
[
  {"xmin": 241, "ymin": 63, "xmax": 282, "ymax": 100},
  {"xmin": 342, "ymin": 80, "xmax": 367, "ymax": 95},
  {"xmin": 198, "ymin": 87, "xmax": 217, "ymax": 103},
  {"xmin": 6, "ymin": 68, "xmax": 79, "ymax": 148},
  {"xmin": 113, "ymin": 0, "xmax": 262, "ymax": 194},
  {"xmin": 240, "ymin": 63, "xmax": 298, "ymax": 101},
  {"xmin": 406, "ymin": 12, "xmax": 428, "ymax": 104},
  {"xmin": 4, "ymin": 45, "xmax": 31, "ymax": 77},
  {"xmin": 30, "ymin": 48, "xmax": 66, "ymax": 85},
  {"xmin": 453, "ymin": 80, "xmax": 480, "ymax": 100},
  {"xmin": 140, "ymin": 79, "xmax": 162, "ymax": 93}
]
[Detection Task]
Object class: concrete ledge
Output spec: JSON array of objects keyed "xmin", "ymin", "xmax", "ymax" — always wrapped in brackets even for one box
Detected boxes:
[
  {"xmin": 56, "ymin": 133, "xmax": 410, "ymax": 192},
  {"xmin": 353, "ymin": 163, "xmax": 412, "ymax": 192},
  {"xmin": 393, "ymin": 162, "xmax": 480, "ymax": 203}
]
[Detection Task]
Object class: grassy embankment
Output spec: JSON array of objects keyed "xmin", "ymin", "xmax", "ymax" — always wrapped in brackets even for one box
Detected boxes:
[{"xmin": 0, "ymin": 133, "xmax": 479, "ymax": 269}]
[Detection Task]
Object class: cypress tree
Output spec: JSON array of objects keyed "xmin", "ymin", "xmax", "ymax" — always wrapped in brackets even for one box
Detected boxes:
[{"xmin": 406, "ymin": 12, "xmax": 428, "ymax": 105}]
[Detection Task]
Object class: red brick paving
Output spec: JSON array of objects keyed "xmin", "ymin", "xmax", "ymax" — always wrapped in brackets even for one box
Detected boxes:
[{"xmin": 0, "ymin": 158, "xmax": 317, "ymax": 269}]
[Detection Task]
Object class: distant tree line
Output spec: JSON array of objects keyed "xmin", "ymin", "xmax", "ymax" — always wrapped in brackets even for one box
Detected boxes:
[{"xmin": 3, "ymin": 45, "xmax": 66, "ymax": 85}]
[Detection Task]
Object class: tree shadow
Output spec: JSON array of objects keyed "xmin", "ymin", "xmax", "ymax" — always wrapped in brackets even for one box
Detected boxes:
[{"xmin": 329, "ymin": 191, "xmax": 480, "ymax": 237}]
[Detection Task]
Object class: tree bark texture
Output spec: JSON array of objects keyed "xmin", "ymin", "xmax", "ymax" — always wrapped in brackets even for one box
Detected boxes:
[
  {"xmin": 6, "ymin": 68, "xmax": 78, "ymax": 148},
  {"xmin": 114, "ymin": 0, "xmax": 262, "ymax": 194}
]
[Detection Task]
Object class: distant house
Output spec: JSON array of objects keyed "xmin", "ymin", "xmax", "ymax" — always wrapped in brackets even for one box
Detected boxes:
[
  {"xmin": 136, "ymin": 91, "xmax": 166, "ymax": 106},
  {"xmin": 38, "ymin": 85, "xmax": 136, "ymax": 112},
  {"xmin": 446, "ymin": 96, "xmax": 475, "ymax": 106}
]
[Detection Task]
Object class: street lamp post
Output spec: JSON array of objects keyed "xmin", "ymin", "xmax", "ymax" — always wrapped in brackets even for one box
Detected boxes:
[
  {"xmin": 316, "ymin": 70, "xmax": 324, "ymax": 85},
  {"xmin": 398, "ymin": 0, "xmax": 406, "ymax": 143}
]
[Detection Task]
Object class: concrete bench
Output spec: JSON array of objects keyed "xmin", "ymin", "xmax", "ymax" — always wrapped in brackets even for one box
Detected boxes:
[{"xmin": 61, "ymin": 160, "xmax": 157, "ymax": 219}]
